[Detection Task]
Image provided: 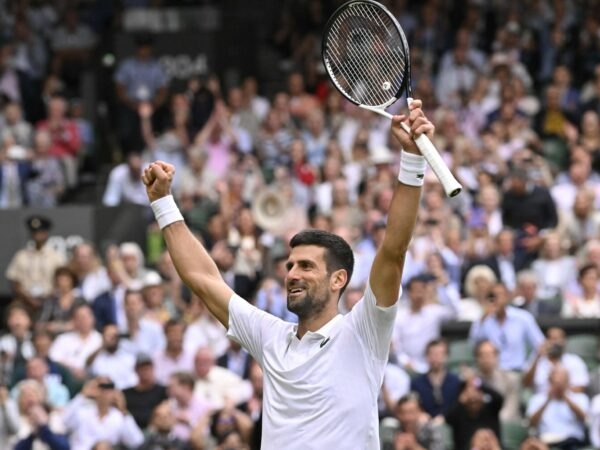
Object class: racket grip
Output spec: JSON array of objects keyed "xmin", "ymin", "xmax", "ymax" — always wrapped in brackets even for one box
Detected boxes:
[{"xmin": 412, "ymin": 128, "xmax": 462, "ymax": 197}]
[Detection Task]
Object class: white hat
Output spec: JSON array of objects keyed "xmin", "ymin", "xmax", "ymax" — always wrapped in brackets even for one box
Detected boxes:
[
  {"xmin": 6, "ymin": 145, "xmax": 27, "ymax": 160},
  {"xmin": 142, "ymin": 270, "xmax": 163, "ymax": 289}
]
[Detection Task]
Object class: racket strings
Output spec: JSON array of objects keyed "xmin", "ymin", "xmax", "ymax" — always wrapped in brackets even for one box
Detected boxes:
[{"xmin": 324, "ymin": 2, "xmax": 407, "ymax": 107}]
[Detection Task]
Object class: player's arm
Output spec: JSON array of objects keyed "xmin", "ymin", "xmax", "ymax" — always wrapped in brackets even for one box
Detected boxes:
[
  {"xmin": 369, "ymin": 100, "xmax": 433, "ymax": 307},
  {"xmin": 142, "ymin": 162, "xmax": 233, "ymax": 327}
]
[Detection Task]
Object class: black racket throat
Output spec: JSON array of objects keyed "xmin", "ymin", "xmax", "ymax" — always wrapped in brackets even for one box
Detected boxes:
[{"xmin": 321, "ymin": 0, "xmax": 412, "ymax": 108}]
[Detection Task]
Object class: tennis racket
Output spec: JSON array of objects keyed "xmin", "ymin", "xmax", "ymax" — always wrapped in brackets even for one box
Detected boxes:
[{"xmin": 321, "ymin": 0, "xmax": 462, "ymax": 197}]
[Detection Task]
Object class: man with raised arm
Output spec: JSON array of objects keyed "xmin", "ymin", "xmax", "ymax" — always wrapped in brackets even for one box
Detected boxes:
[{"xmin": 142, "ymin": 100, "xmax": 434, "ymax": 450}]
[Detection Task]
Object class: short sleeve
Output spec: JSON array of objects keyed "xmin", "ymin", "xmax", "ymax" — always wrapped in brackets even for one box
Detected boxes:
[
  {"xmin": 347, "ymin": 281, "xmax": 398, "ymax": 361},
  {"xmin": 227, "ymin": 294, "xmax": 288, "ymax": 365}
]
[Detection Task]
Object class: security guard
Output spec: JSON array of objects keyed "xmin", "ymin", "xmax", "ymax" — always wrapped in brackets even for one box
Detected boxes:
[{"xmin": 5, "ymin": 215, "xmax": 66, "ymax": 313}]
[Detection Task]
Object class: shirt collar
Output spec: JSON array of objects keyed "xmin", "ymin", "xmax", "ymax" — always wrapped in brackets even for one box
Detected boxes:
[{"xmin": 286, "ymin": 314, "xmax": 344, "ymax": 342}]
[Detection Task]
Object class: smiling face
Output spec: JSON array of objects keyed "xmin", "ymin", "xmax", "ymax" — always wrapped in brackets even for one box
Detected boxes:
[{"xmin": 285, "ymin": 245, "xmax": 333, "ymax": 320}]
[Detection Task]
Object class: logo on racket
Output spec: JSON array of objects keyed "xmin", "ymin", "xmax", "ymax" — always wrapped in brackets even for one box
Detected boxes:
[{"xmin": 382, "ymin": 81, "xmax": 391, "ymax": 91}]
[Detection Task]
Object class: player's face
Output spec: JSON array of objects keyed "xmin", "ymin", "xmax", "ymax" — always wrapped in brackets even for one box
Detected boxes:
[{"xmin": 285, "ymin": 245, "xmax": 331, "ymax": 319}]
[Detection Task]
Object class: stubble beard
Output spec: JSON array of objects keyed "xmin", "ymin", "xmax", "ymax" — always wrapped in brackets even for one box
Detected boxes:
[{"xmin": 287, "ymin": 286, "xmax": 328, "ymax": 321}]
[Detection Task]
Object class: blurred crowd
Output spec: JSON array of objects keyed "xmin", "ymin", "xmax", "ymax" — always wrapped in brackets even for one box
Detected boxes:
[{"xmin": 2, "ymin": 0, "xmax": 600, "ymax": 449}]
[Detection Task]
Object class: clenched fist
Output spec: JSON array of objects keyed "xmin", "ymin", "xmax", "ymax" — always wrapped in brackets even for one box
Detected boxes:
[{"xmin": 142, "ymin": 161, "xmax": 175, "ymax": 202}]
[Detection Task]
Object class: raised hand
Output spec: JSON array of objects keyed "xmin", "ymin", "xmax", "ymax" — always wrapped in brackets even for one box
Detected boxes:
[
  {"xmin": 390, "ymin": 99, "xmax": 435, "ymax": 155},
  {"xmin": 142, "ymin": 161, "xmax": 175, "ymax": 202}
]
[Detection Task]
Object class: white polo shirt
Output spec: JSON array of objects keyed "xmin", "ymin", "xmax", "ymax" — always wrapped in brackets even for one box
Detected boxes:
[{"xmin": 227, "ymin": 282, "xmax": 398, "ymax": 450}]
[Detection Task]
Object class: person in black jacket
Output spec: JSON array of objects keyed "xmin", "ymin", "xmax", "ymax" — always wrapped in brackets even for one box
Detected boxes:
[{"xmin": 445, "ymin": 374, "xmax": 504, "ymax": 450}]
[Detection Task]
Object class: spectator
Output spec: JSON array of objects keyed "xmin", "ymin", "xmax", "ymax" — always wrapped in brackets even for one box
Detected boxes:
[
  {"xmin": 469, "ymin": 282, "xmax": 544, "ymax": 371},
  {"xmin": 48, "ymin": 303, "xmax": 102, "ymax": 380},
  {"xmin": 0, "ymin": 135, "xmax": 33, "ymax": 209},
  {"xmin": 409, "ymin": 339, "xmax": 461, "ymax": 419},
  {"xmin": 116, "ymin": 242, "xmax": 149, "ymax": 289},
  {"xmin": 38, "ymin": 265, "xmax": 86, "ymax": 336},
  {"xmin": 531, "ymin": 231, "xmax": 577, "ymax": 303},
  {"xmin": 557, "ymin": 188, "xmax": 600, "ymax": 253},
  {"xmin": 590, "ymin": 392, "xmax": 600, "ymax": 449},
  {"xmin": 87, "ymin": 324, "xmax": 137, "ymax": 389},
  {"xmin": 217, "ymin": 338, "xmax": 252, "ymax": 380},
  {"xmin": 1, "ymin": 101, "xmax": 33, "ymax": 147},
  {"xmin": 69, "ymin": 242, "xmax": 111, "ymax": 304},
  {"xmin": 26, "ymin": 129, "xmax": 65, "ymax": 207},
  {"xmin": 11, "ymin": 380, "xmax": 67, "ymax": 450},
  {"xmin": 114, "ymin": 33, "xmax": 169, "ymax": 152},
  {"xmin": 5, "ymin": 215, "xmax": 66, "ymax": 313},
  {"xmin": 119, "ymin": 289, "xmax": 165, "ymax": 357},
  {"xmin": 153, "ymin": 319, "xmax": 194, "ymax": 386},
  {"xmin": 122, "ymin": 353, "xmax": 168, "ymax": 430},
  {"xmin": 63, "ymin": 376, "xmax": 144, "ymax": 450},
  {"xmin": 0, "ymin": 304, "xmax": 35, "ymax": 385},
  {"xmin": 101, "ymin": 150, "xmax": 148, "ymax": 207},
  {"xmin": 192, "ymin": 347, "xmax": 252, "ymax": 411},
  {"xmin": 174, "ymin": 145, "xmax": 218, "ymax": 203},
  {"xmin": 474, "ymin": 340, "xmax": 521, "ymax": 421},
  {"xmin": 526, "ymin": 367, "xmax": 588, "ymax": 450},
  {"xmin": 388, "ymin": 393, "xmax": 444, "ymax": 450},
  {"xmin": 139, "ymin": 401, "xmax": 192, "ymax": 450},
  {"xmin": 562, "ymin": 263, "xmax": 600, "ymax": 318},
  {"xmin": 239, "ymin": 361, "xmax": 263, "ymax": 450},
  {"xmin": 35, "ymin": 94, "xmax": 81, "ymax": 188},
  {"xmin": 0, "ymin": 385, "xmax": 18, "ymax": 448},
  {"xmin": 0, "ymin": 44, "xmax": 22, "ymax": 103},
  {"xmin": 512, "ymin": 269, "xmax": 561, "ymax": 317},
  {"xmin": 11, "ymin": 357, "xmax": 70, "ymax": 409},
  {"xmin": 392, "ymin": 274, "xmax": 458, "ymax": 374},
  {"xmin": 167, "ymin": 371, "xmax": 211, "ymax": 441},
  {"xmin": 183, "ymin": 293, "xmax": 229, "ymax": 358},
  {"xmin": 459, "ymin": 265, "xmax": 497, "ymax": 322},
  {"xmin": 468, "ymin": 428, "xmax": 502, "ymax": 450},
  {"xmin": 445, "ymin": 376, "xmax": 503, "ymax": 450},
  {"xmin": 523, "ymin": 327, "xmax": 589, "ymax": 394},
  {"xmin": 141, "ymin": 270, "xmax": 176, "ymax": 325}
]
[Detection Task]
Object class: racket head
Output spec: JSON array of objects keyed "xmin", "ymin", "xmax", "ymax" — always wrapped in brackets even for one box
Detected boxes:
[{"xmin": 321, "ymin": 0, "xmax": 412, "ymax": 109}]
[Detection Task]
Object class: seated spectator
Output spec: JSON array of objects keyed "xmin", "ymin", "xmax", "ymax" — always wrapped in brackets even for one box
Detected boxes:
[
  {"xmin": 512, "ymin": 269, "xmax": 560, "ymax": 317},
  {"xmin": 0, "ymin": 304, "xmax": 35, "ymax": 385},
  {"xmin": 523, "ymin": 327, "xmax": 589, "ymax": 394},
  {"xmin": 468, "ymin": 428, "xmax": 502, "ymax": 450},
  {"xmin": 409, "ymin": 339, "xmax": 461, "ymax": 419},
  {"xmin": 0, "ymin": 135, "xmax": 33, "ymax": 209},
  {"xmin": 388, "ymin": 393, "xmax": 444, "ymax": 450},
  {"xmin": 69, "ymin": 241, "xmax": 111, "ymax": 304},
  {"xmin": 392, "ymin": 274, "xmax": 458, "ymax": 374},
  {"xmin": 63, "ymin": 376, "xmax": 144, "ymax": 449},
  {"xmin": 35, "ymin": 94, "xmax": 81, "ymax": 188},
  {"xmin": 183, "ymin": 294, "xmax": 229, "ymax": 358},
  {"xmin": 445, "ymin": 376, "xmax": 503, "ymax": 450},
  {"xmin": 557, "ymin": 188, "xmax": 600, "ymax": 253},
  {"xmin": 238, "ymin": 361, "xmax": 263, "ymax": 449},
  {"xmin": 11, "ymin": 380, "xmax": 67, "ymax": 450},
  {"xmin": 0, "ymin": 102, "xmax": 33, "ymax": 147},
  {"xmin": 192, "ymin": 347, "xmax": 252, "ymax": 411},
  {"xmin": 139, "ymin": 401, "xmax": 192, "ymax": 450},
  {"xmin": 210, "ymin": 402, "xmax": 254, "ymax": 447},
  {"xmin": 253, "ymin": 277, "xmax": 296, "ymax": 322},
  {"xmin": 11, "ymin": 357, "xmax": 70, "ymax": 409},
  {"xmin": 26, "ymin": 130, "xmax": 65, "ymax": 207},
  {"xmin": 122, "ymin": 353, "xmax": 167, "ymax": 430},
  {"xmin": 380, "ymin": 362, "xmax": 411, "ymax": 418},
  {"xmin": 459, "ymin": 265, "xmax": 497, "ymax": 322},
  {"xmin": 0, "ymin": 385, "xmax": 19, "ymax": 448},
  {"xmin": 119, "ymin": 289, "xmax": 165, "ymax": 357},
  {"xmin": 474, "ymin": 340, "xmax": 521, "ymax": 421},
  {"xmin": 116, "ymin": 242, "xmax": 149, "ymax": 289},
  {"xmin": 469, "ymin": 282, "xmax": 544, "ymax": 371},
  {"xmin": 87, "ymin": 324, "xmax": 137, "ymax": 390},
  {"xmin": 101, "ymin": 151, "xmax": 148, "ymax": 207},
  {"xmin": 217, "ymin": 338, "xmax": 252, "ymax": 380},
  {"xmin": 531, "ymin": 232, "xmax": 577, "ymax": 304},
  {"xmin": 141, "ymin": 270, "xmax": 177, "ymax": 325},
  {"xmin": 590, "ymin": 392, "xmax": 600, "ymax": 449},
  {"xmin": 562, "ymin": 263, "xmax": 600, "ymax": 318},
  {"xmin": 526, "ymin": 367, "xmax": 588, "ymax": 450},
  {"xmin": 48, "ymin": 303, "xmax": 102, "ymax": 380},
  {"xmin": 153, "ymin": 319, "xmax": 194, "ymax": 386},
  {"xmin": 167, "ymin": 371, "xmax": 211, "ymax": 442},
  {"xmin": 38, "ymin": 266, "xmax": 86, "ymax": 336}
]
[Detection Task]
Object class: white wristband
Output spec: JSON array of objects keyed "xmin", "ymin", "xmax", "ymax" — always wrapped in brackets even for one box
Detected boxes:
[
  {"xmin": 151, "ymin": 195, "xmax": 184, "ymax": 229},
  {"xmin": 398, "ymin": 150, "xmax": 427, "ymax": 187}
]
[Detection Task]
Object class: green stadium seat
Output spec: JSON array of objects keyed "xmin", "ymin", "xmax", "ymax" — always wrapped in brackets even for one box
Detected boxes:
[
  {"xmin": 447, "ymin": 339, "xmax": 474, "ymax": 372},
  {"xmin": 565, "ymin": 334, "xmax": 599, "ymax": 371},
  {"xmin": 501, "ymin": 420, "xmax": 530, "ymax": 450}
]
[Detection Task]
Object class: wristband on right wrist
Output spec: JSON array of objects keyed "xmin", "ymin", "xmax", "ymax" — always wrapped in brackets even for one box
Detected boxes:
[
  {"xmin": 398, "ymin": 150, "xmax": 427, "ymax": 187},
  {"xmin": 151, "ymin": 195, "xmax": 184, "ymax": 229}
]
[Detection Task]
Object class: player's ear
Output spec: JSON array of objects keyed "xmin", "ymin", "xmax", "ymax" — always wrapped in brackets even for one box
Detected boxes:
[{"xmin": 330, "ymin": 269, "xmax": 347, "ymax": 292}]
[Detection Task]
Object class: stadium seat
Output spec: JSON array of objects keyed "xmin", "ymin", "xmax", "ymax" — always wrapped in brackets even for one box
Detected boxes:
[
  {"xmin": 565, "ymin": 334, "xmax": 599, "ymax": 370},
  {"xmin": 501, "ymin": 420, "xmax": 530, "ymax": 450},
  {"xmin": 447, "ymin": 339, "xmax": 474, "ymax": 372}
]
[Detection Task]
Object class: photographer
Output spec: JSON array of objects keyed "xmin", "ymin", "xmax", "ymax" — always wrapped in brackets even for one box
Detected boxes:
[{"xmin": 522, "ymin": 327, "xmax": 589, "ymax": 394}]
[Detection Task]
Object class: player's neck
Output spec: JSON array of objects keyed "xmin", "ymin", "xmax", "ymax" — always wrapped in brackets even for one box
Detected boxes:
[{"xmin": 296, "ymin": 309, "xmax": 338, "ymax": 339}]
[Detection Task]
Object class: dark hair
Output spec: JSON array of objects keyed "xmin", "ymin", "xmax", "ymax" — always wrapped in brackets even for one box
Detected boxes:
[
  {"xmin": 54, "ymin": 265, "xmax": 78, "ymax": 287},
  {"xmin": 164, "ymin": 318, "xmax": 185, "ymax": 334},
  {"xmin": 425, "ymin": 338, "xmax": 447, "ymax": 354},
  {"xmin": 396, "ymin": 391, "xmax": 422, "ymax": 409},
  {"xmin": 70, "ymin": 302, "xmax": 93, "ymax": 319},
  {"xmin": 579, "ymin": 263, "xmax": 598, "ymax": 279},
  {"xmin": 289, "ymin": 229, "xmax": 354, "ymax": 297}
]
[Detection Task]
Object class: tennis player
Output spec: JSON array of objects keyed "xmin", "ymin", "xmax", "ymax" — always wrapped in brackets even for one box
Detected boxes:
[{"xmin": 142, "ymin": 100, "xmax": 434, "ymax": 450}]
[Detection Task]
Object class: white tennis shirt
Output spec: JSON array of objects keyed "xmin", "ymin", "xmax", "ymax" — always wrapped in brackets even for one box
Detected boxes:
[{"xmin": 227, "ymin": 282, "xmax": 398, "ymax": 450}]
